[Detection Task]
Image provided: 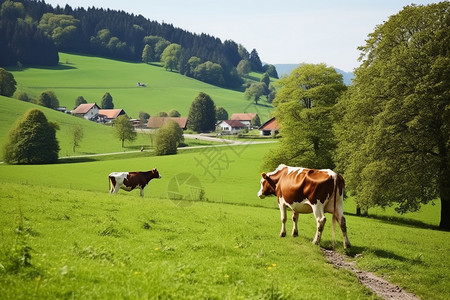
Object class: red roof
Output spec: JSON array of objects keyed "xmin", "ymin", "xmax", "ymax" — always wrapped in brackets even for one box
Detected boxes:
[
  {"xmin": 99, "ymin": 109, "xmax": 126, "ymax": 119},
  {"xmin": 147, "ymin": 117, "xmax": 187, "ymax": 129},
  {"xmin": 259, "ymin": 117, "xmax": 280, "ymax": 130},
  {"xmin": 230, "ymin": 113, "xmax": 257, "ymax": 121},
  {"xmin": 72, "ymin": 103, "xmax": 99, "ymax": 114}
]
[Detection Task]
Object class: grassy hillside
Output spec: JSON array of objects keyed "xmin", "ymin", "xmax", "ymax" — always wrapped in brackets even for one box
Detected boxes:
[
  {"xmin": 8, "ymin": 53, "xmax": 274, "ymax": 121},
  {"xmin": 0, "ymin": 96, "xmax": 218, "ymax": 159}
]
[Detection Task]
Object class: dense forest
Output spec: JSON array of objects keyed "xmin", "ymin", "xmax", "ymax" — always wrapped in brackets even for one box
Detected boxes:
[{"xmin": 0, "ymin": 0, "xmax": 277, "ymax": 87}]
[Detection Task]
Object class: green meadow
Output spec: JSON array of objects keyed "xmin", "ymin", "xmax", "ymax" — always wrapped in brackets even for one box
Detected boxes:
[
  {"xmin": 1, "ymin": 55, "xmax": 449, "ymax": 299},
  {"xmin": 0, "ymin": 142, "xmax": 449, "ymax": 299},
  {"xmin": 9, "ymin": 53, "xmax": 274, "ymax": 121}
]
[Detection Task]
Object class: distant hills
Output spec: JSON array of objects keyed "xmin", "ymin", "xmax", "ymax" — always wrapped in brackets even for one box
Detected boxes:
[{"xmin": 274, "ymin": 64, "xmax": 354, "ymax": 86}]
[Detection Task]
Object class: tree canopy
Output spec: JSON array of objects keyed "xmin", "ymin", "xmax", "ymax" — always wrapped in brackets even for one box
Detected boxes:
[
  {"xmin": 333, "ymin": 2, "xmax": 450, "ymax": 229},
  {"xmin": 161, "ymin": 43, "xmax": 181, "ymax": 71},
  {"xmin": 37, "ymin": 90, "xmax": 59, "ymax": 109},
  {"xmin": 0, "ymin": 67, "xmax": 17, "ymax": 97},
  {"xmin": 154, "ymin": 120, "xmax": 184, "ymax": 155},
  {"xmin": 264, "ymin": 63, "xmax": 346, "ymax": 170},
  {"xmin": 101, "ymin": 92, "xmax": 114, "ymax": 109},
  {"xmin": 3, "ymin": 108, "xmax": 60, "ymax": 164},
  {"xmin": 187, "ymin": 92, "xmax": 216, "ymax": 133}
]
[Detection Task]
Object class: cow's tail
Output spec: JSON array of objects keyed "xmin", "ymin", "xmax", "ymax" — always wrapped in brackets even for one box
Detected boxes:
[{"xmin": 331, "ymin": 175, "xmax": 339, "ymax": 247}]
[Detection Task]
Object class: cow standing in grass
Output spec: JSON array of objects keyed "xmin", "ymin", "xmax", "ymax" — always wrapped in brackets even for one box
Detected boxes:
[
  {"xmin": 109, "ymin": 168, "xmax": 161, "ymax": 197},
  {"xmin": 258, "ymin": 164, "xmax": 351, "ymax": 249}
]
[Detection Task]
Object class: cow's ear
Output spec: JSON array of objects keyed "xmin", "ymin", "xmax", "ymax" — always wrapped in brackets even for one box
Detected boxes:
[{"xmin": 262, "ymin": 172, "xmax": 267, "ymax": 179}]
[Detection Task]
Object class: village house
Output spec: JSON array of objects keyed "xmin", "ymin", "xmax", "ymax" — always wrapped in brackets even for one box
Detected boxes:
[
  {"xmin": 216, "ymin": 120, "xmax": 246, "ymax": 135},
  {"xmin": 230, "ymin": 113, "xmax": 257, "ymax": 129},
  {"xmin": 98, "ymin": 109, "xmax": 127, "ymax": 123},
  {"xmin": 71, "ymin": 103, "xmax": 100, "ymax": 120},
  {"xmin": 259, "ymin": 117, "xmax": 280, "ymax": 136},
  {"xmin": 146, "ymin": 117, "xmax": 188, "ymax": 131}
]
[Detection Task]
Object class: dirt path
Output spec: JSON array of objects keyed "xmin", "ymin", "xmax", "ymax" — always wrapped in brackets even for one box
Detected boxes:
[{"xmin": 321, "ymin": 248, "xmax": 420, "ymax": 300}]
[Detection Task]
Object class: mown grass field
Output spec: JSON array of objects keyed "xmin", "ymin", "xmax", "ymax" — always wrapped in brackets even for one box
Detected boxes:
[
  {"xmin": 0, "ymin": 141, "xmax": 449, "ymax": 299},
  {"xmin": 8, "ymin": 53, "xmax": 275, "ymax": 121}
]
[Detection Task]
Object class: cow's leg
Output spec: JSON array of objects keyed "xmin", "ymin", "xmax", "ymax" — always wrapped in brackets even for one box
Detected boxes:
[
  {"xmin": 112, "ymin": 184, "xmax": 120, "ymax": 194},
  {"xmin": 109, "ymin": 177, "xmax": 116, "ymax": 194},
  {"xmin": 312, "ymin": 202, "xmax": 326, "ymax": 245},
  {"xmin": 292, "ymin": 210, "xmax": 299, "ymax": 237},
  {"xmin": 335, "ymin": 198, "xmax": 351, "ymax": 249},
  {"xmin": 279, "ymin": 200, "xmax": 287, "ymax": 237},
  {"xmin": 140, "ymin": 186, "xmax": 144, "ymax": 197},
  {"xmin": 338, "ymin": 215, "xmax": 351, "ymax": 249}
]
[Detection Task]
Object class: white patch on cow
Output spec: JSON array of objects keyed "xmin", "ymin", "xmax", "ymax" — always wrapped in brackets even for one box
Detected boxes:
[
  {"xmin": 289, "ymin": 199, "xmax": 313, "ymax": 213},
  {"xmin": 257, "ymin": 177, "xmax": 265, "ymax": 199},
  {"xmin": 287, "ymin": 166, "xmax": 304, "ymax": 175},
  {"xmin": 109, "ymin": 172, "xmax": 129, "ymax": 194},
  {"xmin": 267, "ymin": 164, "xmax": 287, "ymax": 176}
]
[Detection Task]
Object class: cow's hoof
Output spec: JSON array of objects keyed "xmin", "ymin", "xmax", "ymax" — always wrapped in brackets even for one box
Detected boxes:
[
  {"xmin": 280, "ymin": 232, "xmax": 286, "ymax": 238},
  {"xmin": 292, "ymin": 231, "xmax": 298, "ymax": 237}
]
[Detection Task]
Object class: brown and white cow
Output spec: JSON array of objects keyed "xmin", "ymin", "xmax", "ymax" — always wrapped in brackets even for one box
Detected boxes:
[
  {"xmin": 109, "ymin": 168, "xmax": 161, "ymax": 197},
  {"xmin": 258, "ymin": 164, "xmax": 351, "ymax": 249}
]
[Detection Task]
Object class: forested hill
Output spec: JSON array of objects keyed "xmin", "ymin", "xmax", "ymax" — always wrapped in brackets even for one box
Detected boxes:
[{"xmin": 0, "ymin": 0, "xmax": 271, "ymax": 87}]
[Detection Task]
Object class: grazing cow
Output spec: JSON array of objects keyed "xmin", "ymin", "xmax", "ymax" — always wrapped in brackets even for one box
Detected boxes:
[
  {"xmin": 258, "ymin": 164, "xmax": 351, "ymax": 249},
  {"xmin": 109, "ymin": 168, "xmax": 161, "ymax": 197}
]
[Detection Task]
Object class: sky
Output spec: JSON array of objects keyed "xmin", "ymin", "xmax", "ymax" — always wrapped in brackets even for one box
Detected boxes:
[{"xmin": 44, "ymin": 0, "xmax": 438, "ymax": 72}]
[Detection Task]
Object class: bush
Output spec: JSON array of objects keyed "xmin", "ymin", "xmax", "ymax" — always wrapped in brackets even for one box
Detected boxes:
[
  {"xmin": 3, "ymin": 109, "xmax": 60, "ymax": 164},
  {"xmin": 154, "ymin": 120, "xmax": 183, "ymax": 155}
]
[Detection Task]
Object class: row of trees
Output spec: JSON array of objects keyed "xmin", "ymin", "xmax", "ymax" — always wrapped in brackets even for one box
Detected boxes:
[{"xmin": 264, "ymin": 3, "xmax": 449, "ymax": 229}]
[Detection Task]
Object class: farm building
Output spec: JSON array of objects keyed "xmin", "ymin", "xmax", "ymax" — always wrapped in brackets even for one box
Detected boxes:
[
  {"xmin": 147, "ymin": 117, "xmax": 188, "ymax": 131},
  {"xmin": 216, "ymin": 120, "xmax": 246, "ymax": 135},
  {"xmin": 71, "ymin": 103, "xmax": 100, "ymax": 120},
  {"xmin": 259, "ymin": 117, "xmax": 280, "ymax": 136},
  {"xmin": 98, "ymin": 109, "xmax": 127, "ymax": 123},
  {"xmin": 230, "ymin": 113, "xmax": 257, "ymax": 129}
]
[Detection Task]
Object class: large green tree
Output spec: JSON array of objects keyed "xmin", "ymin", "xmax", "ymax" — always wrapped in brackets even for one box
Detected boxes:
[
  {"xmin": 3, "ymin": 109, "xmax": 60, "ymax": 164},
  {"xmin": 244, "ymin": 82, "xmax": 265, "ymax": 105},
  {"xmin": 112, "ymin": 115, "xmax": 136, "ymax": 148},
  {"xmin": 334, "ymin": 3, "xmax": 450, "ymax": 229},
  {"xmin": 161, "ymin": 43, "xmax": 181, "ymax": 71},
  {"xmin": 38, "ymin": 13, "xmax": 79, "ymax": 50},
  {"xmin": 187, "ymin": 92, "xmax": 216, "ymax": 133},
  {"xmin": 264, "ymin": 63, "xmax": 346, "ymax": 170},
  {"xmin": 154, "ymin": 120, "xmax": 184, "ymax": 155},
  {"xmin": 0, "ymin": 67, "xmax": 17, "ymax": 97}
]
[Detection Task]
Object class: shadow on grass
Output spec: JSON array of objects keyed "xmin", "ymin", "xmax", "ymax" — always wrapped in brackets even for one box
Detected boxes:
[
  {"xmin": 346, "ymin": 212, "xmax": 441, "ymax": 231},
  {"xmin": 58, "ymin": 157, "xmax": 97, "ymax": 164}
]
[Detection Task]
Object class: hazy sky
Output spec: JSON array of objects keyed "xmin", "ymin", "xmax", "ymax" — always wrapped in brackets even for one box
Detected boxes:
[{"xmin": 44, "ymin": 0, "xmax": 438, "ymax": 72}]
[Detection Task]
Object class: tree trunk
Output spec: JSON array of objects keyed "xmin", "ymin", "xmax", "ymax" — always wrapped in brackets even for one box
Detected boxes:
[
  {"xmin": 439, "ymin": 163, "xmax": 450, "ymax": 230},
  {"xmin": 438, "ymin": 140, "xmax": 450, "ymax": 230}
]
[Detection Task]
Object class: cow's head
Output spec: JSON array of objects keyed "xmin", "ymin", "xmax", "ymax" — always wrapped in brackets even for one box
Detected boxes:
[
  {"xmin": 152, "ymin": 168, "xmax": 162, "ymax": 179},
  {"xmin": 257, "ymin": 173, "xmax": 276, "ymax": 199}
]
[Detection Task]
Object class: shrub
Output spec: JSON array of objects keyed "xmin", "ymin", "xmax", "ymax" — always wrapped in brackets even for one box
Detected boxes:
[
  {"xmin": 3, "ymin": 109, "xmax": 60, "ymax": 164},
  {"xmin": 154, "ymin": 120, "xmax": 183, "ymax": 155}
]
